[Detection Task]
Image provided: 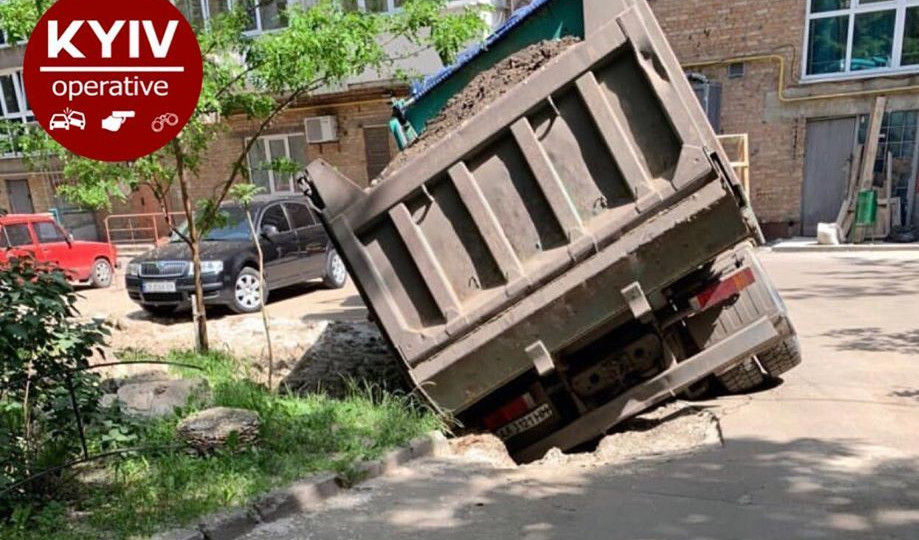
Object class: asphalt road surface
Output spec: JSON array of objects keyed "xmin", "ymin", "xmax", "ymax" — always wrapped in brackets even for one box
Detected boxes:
[{"xmin": 239, "ymin": 249, "xmax": 919, "ymax": 540}]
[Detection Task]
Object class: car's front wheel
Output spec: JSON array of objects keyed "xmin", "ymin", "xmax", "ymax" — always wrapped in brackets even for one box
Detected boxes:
[
  {"xmin": 90, "ymin": 258, "xmax": 114, "ymax": 288},
  {"xmin": 230, "ymin": 267, "xmax": 266, "ymax": 314},
  {"xmin": 322, "ymin": 249, "xmax": 348, "ymax": 289}
]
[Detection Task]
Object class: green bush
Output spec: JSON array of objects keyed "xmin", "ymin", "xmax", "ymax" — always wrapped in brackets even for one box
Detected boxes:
[{"xmin": 0, "ymin": 257, "xmax": 108, "ymax": 518}]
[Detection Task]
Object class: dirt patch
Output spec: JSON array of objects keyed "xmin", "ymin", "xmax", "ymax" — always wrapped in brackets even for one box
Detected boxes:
[
  {"xmin": 94, "ymin": 315, "xmax": 407, "ymax": 395},
  {"xmin": 450, "ymin": 433, "xmax": 518, "ymax": 469},
  {"xmin": 535, "ymin": 402, "xmax": 722, "ymax": 467},
  {"xmin": 281, "ymin": 321, "xmax": 409, "ymax": 397},
  {"xmin": 447, "ymin": 401, "xmax": 722, "ymax": 469},
  {"xmin": 379, "ymin": 37, "xmax": 580, "ymax": 179}
]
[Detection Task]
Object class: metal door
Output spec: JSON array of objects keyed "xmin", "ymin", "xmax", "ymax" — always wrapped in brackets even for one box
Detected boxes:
[
  {"xmin": 802, "ymin": 117, "xmax": 857, "ymax": 236},
  {"xmin": 363, "ymin": 125, "xmax": 392, "ymax": 181},
  {"xmin": 6, "ymin": 180, "xmax": 34, "ymax": 214}
]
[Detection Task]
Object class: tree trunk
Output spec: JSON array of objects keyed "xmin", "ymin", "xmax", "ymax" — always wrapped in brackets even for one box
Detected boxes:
[
  {"xmin": 244, "ymin": 207, "xmax": 274, "ymax": 388},
  {"xmin": 174, "ymin": 142, "xmax": 209, "ymax": 352}
]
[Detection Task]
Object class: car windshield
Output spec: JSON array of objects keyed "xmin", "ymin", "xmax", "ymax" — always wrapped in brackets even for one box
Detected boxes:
[{"xmin": 171, "ymin": 206, "xmax": 252, "ymax": 242}]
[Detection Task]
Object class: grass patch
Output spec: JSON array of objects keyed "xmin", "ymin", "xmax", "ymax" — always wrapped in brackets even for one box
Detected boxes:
[{"xmin": 2, "ymin": 350, "xmax": 441, "ymax": 540}]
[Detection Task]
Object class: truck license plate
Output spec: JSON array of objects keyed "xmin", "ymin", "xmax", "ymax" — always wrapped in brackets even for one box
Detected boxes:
[
  {"xmin": 495, "ymin": 403, "xmax": 553, "ymax": 440},
  {"xmin": 142, "ymin": 281, "xmax": 177, "ymax": 293}
]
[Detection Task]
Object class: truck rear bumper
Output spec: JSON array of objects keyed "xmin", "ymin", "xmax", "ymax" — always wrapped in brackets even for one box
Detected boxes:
[{"xmin": 515, "ymin": 315, "xmax": 782, "ymax": 462}]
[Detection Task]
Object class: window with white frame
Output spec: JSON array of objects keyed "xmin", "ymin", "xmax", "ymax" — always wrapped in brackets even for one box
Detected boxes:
[
  {"xmin": 804, "ymin": 0, "xmax": 919, "ymax": 79},
  {"xmin": 246, "ymin": 133, "xmax": 307, "ymax": 193},
  {"xmin": 342, "ymin": 0, "xmax": 403, "ymax": 13},
  {"xmin": 174, "ymin": 0, "xmax": 288, "ymax": 33},
  {"xmin": 0, "ymin": 71, "xmax": 33, "ymax": 156}
]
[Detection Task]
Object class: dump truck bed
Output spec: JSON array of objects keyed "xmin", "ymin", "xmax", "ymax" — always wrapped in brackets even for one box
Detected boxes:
[{"xmin": 307, "ymin": 0, "xmax": 775, "ymax": 458}]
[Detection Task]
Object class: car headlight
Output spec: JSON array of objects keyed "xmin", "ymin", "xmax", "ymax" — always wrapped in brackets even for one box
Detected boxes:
[
  {"xmin": 126, "ymin": 263, "xmax": 141, "ymax": 277},
  {"xmin": 188, "ymin": 261, "xmax": 224, "ymax": 276}
]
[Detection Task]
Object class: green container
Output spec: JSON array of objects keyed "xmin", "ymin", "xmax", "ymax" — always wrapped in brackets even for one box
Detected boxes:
[
  {"xmin": 401, "ymin": 0, "xmax": 585, "ymax": 140},
  {"xmin": 855, "ymin": 189, "xmax": 878, "ymax": 226}
]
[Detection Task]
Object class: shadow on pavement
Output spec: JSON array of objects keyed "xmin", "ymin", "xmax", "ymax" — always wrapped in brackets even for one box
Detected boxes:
[
  {"xmin": 777, "ymin": 257, "xmax": 919, "ymax": 301},
  {"xmin": 889, "ymin": 389, "xmax": 919, "ymax": 402},
  {"xmin": 821, "ymin": 327, "xmax": 919, "ymax": 355},
  {"xmin": 253, "ymin": 437, "xmax": 919, "ymax": 540}
]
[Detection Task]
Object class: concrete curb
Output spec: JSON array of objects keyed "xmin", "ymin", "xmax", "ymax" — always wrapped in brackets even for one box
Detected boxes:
[{"xmin": 149, "ymin": 432, "xmax": 450, "ymax": 540}]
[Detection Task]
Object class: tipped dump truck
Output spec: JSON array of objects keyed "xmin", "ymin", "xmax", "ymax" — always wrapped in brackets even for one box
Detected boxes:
[{"xmin": 305, "ymin": 0, "xmax": 799, "ymax": 462}]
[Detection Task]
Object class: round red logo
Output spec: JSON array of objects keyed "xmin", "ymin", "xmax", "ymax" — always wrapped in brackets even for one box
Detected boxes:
[{"xmin": 23, "ymin": 0, "xmax": 203, "ymax": 162}]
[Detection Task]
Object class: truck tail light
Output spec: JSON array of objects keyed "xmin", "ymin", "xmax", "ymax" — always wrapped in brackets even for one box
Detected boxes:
[
  {"xmin": 690, "ymin": 267, "xmax": 756, "ymax": 311},
  {"xmin": 482, "ymin": 393, "xmax": 537, "ymax": 431}
]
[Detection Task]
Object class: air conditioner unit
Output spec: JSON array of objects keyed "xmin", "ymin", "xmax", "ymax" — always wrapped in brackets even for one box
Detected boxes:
[{"xmin": 305, "ymin": 115, "xmax": 338, "ymax": 143}]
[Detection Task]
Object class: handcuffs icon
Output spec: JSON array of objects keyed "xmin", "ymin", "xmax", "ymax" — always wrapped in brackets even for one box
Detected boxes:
[{"xmin": 151, "ymin": 113, "xmax": 179, "ymax": 133}]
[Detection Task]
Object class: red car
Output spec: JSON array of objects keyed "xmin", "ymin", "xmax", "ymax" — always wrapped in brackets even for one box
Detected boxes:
[{"xmin": 0, "ymin": 213, "xmax": 118, "ymax": 287}]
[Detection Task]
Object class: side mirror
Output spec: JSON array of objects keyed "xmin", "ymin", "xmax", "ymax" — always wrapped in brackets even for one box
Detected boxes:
[
  {"xmin": 260, "ymin": 224, "xmax": 279, "ymax": 238},
  {"xmin": 66, "ymin": 233, "xmax": 74, "ymax": 246}
]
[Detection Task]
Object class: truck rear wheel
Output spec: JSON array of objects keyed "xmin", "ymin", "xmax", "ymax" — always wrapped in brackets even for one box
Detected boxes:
[
  {"xmin": 757, "ymin": 336, "xmax": 802, "ymax": 378},
  {"xmin": 717, "ymin": 358, "xmax": 765, "ymax": 393}
]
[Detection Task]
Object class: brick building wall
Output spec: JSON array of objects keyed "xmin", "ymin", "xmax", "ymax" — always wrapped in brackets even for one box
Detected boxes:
[
  {"xmin": 649, "ymin": 0, "xmax": 809, "ymax": 236},
  {"xmin": 183, "ymin": 91, "xmax": 398, "ymax": 206},
  {"xmin": 650, "ymin": 0, "xmax": 919, "ymax": 237}
]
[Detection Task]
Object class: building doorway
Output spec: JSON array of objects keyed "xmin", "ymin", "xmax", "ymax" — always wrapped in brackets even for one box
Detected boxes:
[
  {"xmin": 363, "ymin": 125, "xmax": 392, "ymax": 182},
  {"xmin": 802, "ymin": 117, "xmax": 857, "ymax": 237},
  {"xmin": 6, "ymin": 179, "xmax": 34, "ymax": 214}
]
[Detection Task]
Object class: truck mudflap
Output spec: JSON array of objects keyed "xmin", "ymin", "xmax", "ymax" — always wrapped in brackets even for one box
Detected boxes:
[{"xmin": 514, "ymin": 316, "xmax": 781, "ymax": 463}]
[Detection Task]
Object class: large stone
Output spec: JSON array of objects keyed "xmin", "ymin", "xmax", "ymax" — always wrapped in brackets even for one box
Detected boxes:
[
  {"xmin": 116, "ymin": 378, "xmax": 209, "ymax": 418},
  {"xmin": 177, "ymin": 407, "xmax": 260, "ymax": 454}
]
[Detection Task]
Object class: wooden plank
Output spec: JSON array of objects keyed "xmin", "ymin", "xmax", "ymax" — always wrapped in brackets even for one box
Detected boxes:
[
  {"xmin": 858, "ymin": 97, "xmax": 886, "ymax": 192},
  {"xmin": 872, "ymin": 154, "xmax": 895, "ymax": 239},
  {"xmin": 850, "ymin": 97, "xmax": 885, "ymax": 243},
  {"xmin": 891, "ymin": 197, "xmax": 903, "ymax": 229},
  {"xmin": 836, "ymin": 145, "xmax": 862, "ymax": 240},
  {"xmin": 836, "ymin": 149, "xmax": 860, "ymax": 224}
]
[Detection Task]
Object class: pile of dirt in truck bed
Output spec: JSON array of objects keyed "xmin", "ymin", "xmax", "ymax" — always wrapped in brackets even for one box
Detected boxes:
[{"xmin": 378, "ymin": 37, "xmax": 580, "ymax": 179}]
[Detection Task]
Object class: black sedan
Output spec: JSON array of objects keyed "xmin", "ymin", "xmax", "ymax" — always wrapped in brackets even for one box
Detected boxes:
[{"xmin": 125, "ymin": 194, "xmax": 347, "ymax": 315}]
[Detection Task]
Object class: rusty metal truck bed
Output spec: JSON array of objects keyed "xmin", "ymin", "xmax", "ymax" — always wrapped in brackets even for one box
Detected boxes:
[{"xmin": 306, "ymin": 0, "xmax": 795, "ymax": 461}]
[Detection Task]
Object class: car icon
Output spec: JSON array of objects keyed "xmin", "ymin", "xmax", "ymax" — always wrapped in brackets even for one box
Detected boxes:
[
  {"xmin": 67, "ymin": 111, "xmax": 85, "ymax": 130},
  {"xmin": 49, "ymin": 114, "xmax": 69, "ymax": 130}
]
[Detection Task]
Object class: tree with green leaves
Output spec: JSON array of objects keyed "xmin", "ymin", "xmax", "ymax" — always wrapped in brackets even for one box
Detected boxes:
[
  {"xmin": 229, "ymin": 182, "xmax": 276, "ymax": 388},
  {"xmin": 0, "ymin": 257, "xmax": 108, "ymax": 516},
  {"xmin": 0, "ymin": 0, "xmax": 486, "ymax": 351}
]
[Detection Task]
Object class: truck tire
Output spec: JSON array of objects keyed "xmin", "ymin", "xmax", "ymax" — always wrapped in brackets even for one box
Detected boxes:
[
  {"xmin": 717, "ymin": 358, "xmax": 765, "ymax": 393},
  {"xmin": 757, "ymin": 335, "xmax": 802, "ymax": 378}
]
